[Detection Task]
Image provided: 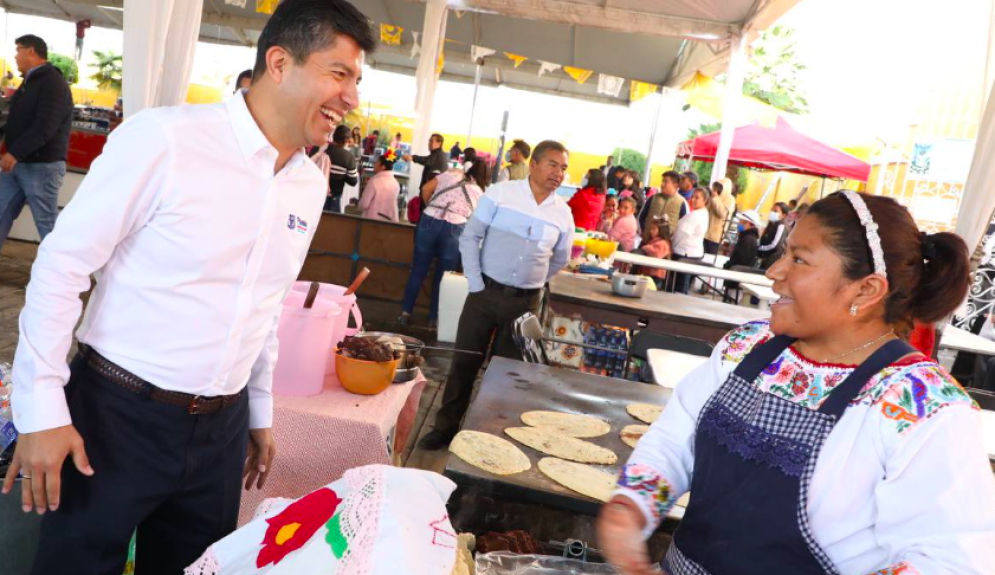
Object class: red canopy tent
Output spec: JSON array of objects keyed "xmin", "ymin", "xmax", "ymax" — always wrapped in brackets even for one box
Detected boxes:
[{"xmin": 677, "ymin": 117, "xmax": 871, "ymax": 182}]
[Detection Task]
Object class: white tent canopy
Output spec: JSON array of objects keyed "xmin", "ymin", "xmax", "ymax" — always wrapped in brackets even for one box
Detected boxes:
[{"xmin": 6, "ymin": 0, "xmax": 799, "ymax": 104}]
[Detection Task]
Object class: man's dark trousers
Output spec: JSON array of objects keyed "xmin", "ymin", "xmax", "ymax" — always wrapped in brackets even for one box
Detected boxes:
[
  {"xmin": 433, "ymin": 281, "xmax": 541, "ymax": 433},
  {"xmin": 31, "ymin": 354, "xmax": 249, "ymax": 575}
]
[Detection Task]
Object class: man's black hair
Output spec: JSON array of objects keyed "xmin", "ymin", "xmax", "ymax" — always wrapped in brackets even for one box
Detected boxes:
[
  {"xmin": 252, "ymin": 0, "xmax": 376, "ymax": 79},
  {"xmin": 15, "ymin": 35, "xmax": 48, "ymax": 60}
]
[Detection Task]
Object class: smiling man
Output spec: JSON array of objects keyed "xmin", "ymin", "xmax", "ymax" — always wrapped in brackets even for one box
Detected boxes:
[
  {"xmin": 0, "ymin": 1, "xmax": 374, "ymax": 573},
  {"xmin": 419, "ymin": 140, "xmax": 575, "ymax": 450}
]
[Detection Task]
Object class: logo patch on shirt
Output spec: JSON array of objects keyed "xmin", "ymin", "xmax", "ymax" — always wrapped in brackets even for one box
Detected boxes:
[{"xmin": 287, "ymin": 214, "xmax": 308, "ymax": 234}]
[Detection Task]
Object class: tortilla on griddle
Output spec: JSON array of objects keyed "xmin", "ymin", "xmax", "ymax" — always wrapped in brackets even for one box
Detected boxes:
[
  {"xmin": 449, "ymin": 430, "xmax": 531, "ymax": 476},
  {"xmin": 504, "ymin": 426, "xmax": 617, "ymax": 465},
  {"xmin": 627, "ymin": 402, "xmax": 662, "ymax": 424},
  {"xmin": 538, "ymin": 457, "xmax": 617, "ymax": 502},
  {"xmin": 520, "ymin": 411, "xmax": 610, "ymax": 438},
  {"xmin": 620, "ymin": 424, "xmax": 650, "ymax": 448}
]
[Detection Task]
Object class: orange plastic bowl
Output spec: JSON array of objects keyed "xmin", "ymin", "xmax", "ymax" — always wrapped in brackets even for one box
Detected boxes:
[{"xmin": 335, "ymin": 349, "xmax": 398, "ymax": 395}]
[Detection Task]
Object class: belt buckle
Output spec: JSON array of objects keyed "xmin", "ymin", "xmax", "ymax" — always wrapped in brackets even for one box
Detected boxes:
[{"xmin": 188, "ymin": 395, "xmax": 204, "ymax": 415}]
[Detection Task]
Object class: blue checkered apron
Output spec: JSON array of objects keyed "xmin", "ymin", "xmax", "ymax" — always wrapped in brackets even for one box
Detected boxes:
[{"xmin": 664, "ymin": 335, "xmax": 914, "ymax": 575}]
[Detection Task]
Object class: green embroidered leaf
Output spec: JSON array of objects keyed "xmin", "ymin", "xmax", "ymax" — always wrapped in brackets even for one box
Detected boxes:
[
  {"xmin": 899, "ymin": 388, "xmax": 914, "ymax": 411},
  {"xmin": 325, "ymin": 513, "xmax": 348, "ymax": 559}
]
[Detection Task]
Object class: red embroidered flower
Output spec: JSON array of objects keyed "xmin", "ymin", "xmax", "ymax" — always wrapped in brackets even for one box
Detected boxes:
[
  {"xmin": 790, "ymin": 372, "xmax": 813, "ymax": 396},
  {"xmin": 256, "ymin": 488, "xmax": 343, "ymax": 568}
]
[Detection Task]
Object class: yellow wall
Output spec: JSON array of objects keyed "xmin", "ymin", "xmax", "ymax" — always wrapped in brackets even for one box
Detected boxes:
[{"xmin": 735, "ymin": 170, "xmax": 867, "ymax": 215}]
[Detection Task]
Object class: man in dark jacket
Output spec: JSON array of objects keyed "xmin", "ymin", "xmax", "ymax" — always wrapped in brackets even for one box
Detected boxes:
[
  {"xmin": 723, "ymin": 210, "xmax": 763, "ymax": 294},
  {"xmin": 325, "ymin": 124, "xmax": 358, "ymax": 212},
  {"xmin": 404, "ymin": 133, "xmax": 449, "ymax": 192},
  {"xmin": 0, "ymin": 34, "xmax": 73, "ymax": 248}
]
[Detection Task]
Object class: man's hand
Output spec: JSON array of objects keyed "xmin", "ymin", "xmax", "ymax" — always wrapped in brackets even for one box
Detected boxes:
[
  {"xmin": 1, "ymin": 425, "xmax": 94, "ymax": 514},
  {"xmin": 0, "ymin": 153, "xmax": 17, "ymax": 173},
  {"xmin": 243, "ymin": 428, "xmax": 276, "ymax": 490},
  {"xmin": 402, "ymin": 154, "xmax": 412, "ymax": 162},
  {"xmin": 597, "ymin": 498, "xmax": 656, "ymax": 575}
]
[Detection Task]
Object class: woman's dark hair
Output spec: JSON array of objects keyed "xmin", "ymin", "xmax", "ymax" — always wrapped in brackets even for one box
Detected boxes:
[
  {"xmin": 465, "ymin": 158, "xmax": 491, "ymax": 190},
  {"xmin": 806, "ymin": 191, "xmax": 969, "ymax": 329},
  {"xmin": 772, "ymin": 201, "xmax": 790, "ymax": 215},
  {"xmin": 711, "ymin": 181, "xmax": 724, "ymax": 194},
  {"xmin": 376, "ymin": 155, "xmax": 395, "ymax": 171},
  {"xmin": 253, "ymin": 0, "xmax": 376, "ymax": 79},
  {"xmin": 463, "ymin": 147, "xmax": 477, "ymax": 161},
  {"xmin": 586, "ymin": 169, "xmax": 606, "ymax": 193}
]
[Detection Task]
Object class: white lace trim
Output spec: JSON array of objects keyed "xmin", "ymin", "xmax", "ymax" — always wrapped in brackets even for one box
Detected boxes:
[{"xmin": 184, "ymin": 547, "xmax": 221, "ymax": 575}]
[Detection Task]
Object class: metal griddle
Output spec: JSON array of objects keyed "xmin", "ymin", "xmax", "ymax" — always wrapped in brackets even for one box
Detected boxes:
[{"xmin": 443, "ymin": 357, "xmax": 672, "ymax": 516}]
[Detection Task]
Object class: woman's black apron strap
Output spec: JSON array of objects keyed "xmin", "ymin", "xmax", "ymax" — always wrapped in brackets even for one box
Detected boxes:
[{"xmin": 732, "ymin": 334, "xmax": 796, "ymax": 383}]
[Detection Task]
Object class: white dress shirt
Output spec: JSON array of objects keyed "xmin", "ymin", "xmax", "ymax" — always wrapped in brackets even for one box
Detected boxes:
[
  {"xmin": 12, "ymin": 92, "xmax": 326, "ymax": 433},
  {"xmin": 670, "ymin": 207, "xmax": 708, "ymax": 258}
]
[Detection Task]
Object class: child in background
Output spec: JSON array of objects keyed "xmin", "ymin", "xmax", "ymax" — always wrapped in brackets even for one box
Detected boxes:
[
  {"xmin": 636, "ymin": 218, "xmax": 671, "ymax": 289},
  {"xmin": 598, "ymin": 194, "xmax": 619, "ymax": 234},
  {"xmin": 608, "ymin": 196, "xmax": 639, "ymax": 252}
]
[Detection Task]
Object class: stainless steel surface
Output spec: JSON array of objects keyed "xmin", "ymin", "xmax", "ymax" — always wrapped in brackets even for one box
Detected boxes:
[
  {"xmin": 443, "ymin": 357, "xmax": 670, "ymax": 515},
  {"xmin": 611, "ymin": 273, "xmax": 649, "ymax": 298}
]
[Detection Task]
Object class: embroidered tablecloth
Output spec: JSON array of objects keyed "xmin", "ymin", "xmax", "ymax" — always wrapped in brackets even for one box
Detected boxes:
[{"xmin": 238, "ymin": 372, "xmax": 427, "ymax": 525}]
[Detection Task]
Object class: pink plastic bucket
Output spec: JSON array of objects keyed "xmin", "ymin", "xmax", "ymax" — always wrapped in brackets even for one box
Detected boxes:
[
  {"xmin": 272, "ymin": 294, "xmax": 341, "ymax": 397},
  {"xmin": 289, "ymin": 282, "xmax": 363, "ymax": 374}
]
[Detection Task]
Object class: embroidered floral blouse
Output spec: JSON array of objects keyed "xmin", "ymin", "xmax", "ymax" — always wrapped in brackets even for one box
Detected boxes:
[{"xmin": 614, "ymin": 320, "xmax": 995, "ymax": 575}]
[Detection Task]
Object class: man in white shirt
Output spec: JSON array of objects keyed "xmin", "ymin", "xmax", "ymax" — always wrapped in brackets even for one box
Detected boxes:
[
  {"xmin": 670, "ymin": 187, "xmax": 709, "ymax": 294},
  {"xmin": 0, "ymin": 1, "xmax": 374, "ymax": 573}
]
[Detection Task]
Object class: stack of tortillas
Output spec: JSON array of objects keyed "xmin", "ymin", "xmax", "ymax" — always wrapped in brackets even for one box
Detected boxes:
[
  {"xmin": 504, "ymin": 427, "xmax": 617, "ymax": 465},
  {"xmin": 537, "ymin": 458, "xmax": 617, "ymax": 502},
  {"xmin": 620, "ymin": 424, "xmax": 650, "ymax": 448},
  {"xmin": 520, "ymin": 411, "xmax": 610, "ymax": 438},
  {"xmin": 449, "ymin": 431, "xmax": 531, "ymax": 476},
  {"xmin": 627, "ymin": 402, "xmax": 662, "ymax": 424}
]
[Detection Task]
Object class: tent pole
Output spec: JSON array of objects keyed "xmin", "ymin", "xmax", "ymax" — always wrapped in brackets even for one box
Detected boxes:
[
  {"xmin": 642, "ymin": 88, "xmax": 666, "ymax": 184},
  {"xmin": 712, "ymin": 32, "xmax": 749, "ymax": 185},
  {"xmin": 466, "ymin": 63, "xmax": 483, "ymax": 148},
  {"xmin": 410, "ymin": 0, "xmax": 449, "ymax": 199}
]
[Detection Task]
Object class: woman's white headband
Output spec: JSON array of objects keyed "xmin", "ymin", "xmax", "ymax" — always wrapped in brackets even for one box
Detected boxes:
[{"xmin": 841, "ymin": 190, "xmax": 887, "ymax": 278}]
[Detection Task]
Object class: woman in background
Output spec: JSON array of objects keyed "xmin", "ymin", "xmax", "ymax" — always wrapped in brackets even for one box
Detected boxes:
[
  {"xmin": 399, "ymin": 159, "xmax": 490, "ymax": 329},
  {"xmin": 568, "ymin": 169, "xmax": 608, "ymax": 231}
]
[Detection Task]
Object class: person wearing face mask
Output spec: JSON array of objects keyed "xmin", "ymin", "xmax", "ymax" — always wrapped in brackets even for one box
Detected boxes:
[
  {"xmin": 0, "ymin": 2, "xmax": 375, "ymax": 573},
  {"xmin": 758, "ymin": 201, "xmax": 790, "ymax": 269},
  {"xmin": 497, "ymin": 139, "xmax": 531, "ymax": 182},
  {"xmin": 599, "ymin": 191, "xmax": 995, "ymax": 575}
]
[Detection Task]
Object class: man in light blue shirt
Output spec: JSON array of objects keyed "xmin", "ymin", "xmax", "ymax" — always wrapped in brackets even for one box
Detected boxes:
[{"xmin": 419, "ymin": 140, "xmax": 574, "ymax": 449}]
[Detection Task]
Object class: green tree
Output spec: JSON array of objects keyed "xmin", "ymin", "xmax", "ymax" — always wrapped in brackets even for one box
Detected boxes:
[
  {"xmin": 49, "ymin": 53, "xmax": 78, "ymax": 84},
  {"xmin": 742, "ymin": 25, "xmax": 808, "ymax": 114},
  {"xmin": 90, "ymin": 50, "xmax": 122, "ymax": 93},
  {"xmin": 611, "ymin": 147, "xmax": 646, "ymax": 174}
]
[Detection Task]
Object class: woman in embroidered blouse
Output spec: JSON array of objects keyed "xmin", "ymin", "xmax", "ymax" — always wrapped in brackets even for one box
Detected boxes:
[
  {"xmin": 398, "ymin": 158, "xmax": 488, "ymax": 328},
  {"xmin": 599, "ymin": 191, "xmax": 995, "ymax": 575}
]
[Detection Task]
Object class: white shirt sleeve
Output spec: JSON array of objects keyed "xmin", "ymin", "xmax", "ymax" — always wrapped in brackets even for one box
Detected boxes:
[
  {"xmin": 869, "ymin": 404, "xmax": 995, "ymax": 574},
  {"xmin": 612, "ymin": 341, "xmax": 732, "ymax": 537},
  {"xmin": 12, "ymin": 113, "xmax": 172, "ymax": 433},
  {"xmin": 497, "ymin": 168, "xmax": 510, "ymax": 183}
]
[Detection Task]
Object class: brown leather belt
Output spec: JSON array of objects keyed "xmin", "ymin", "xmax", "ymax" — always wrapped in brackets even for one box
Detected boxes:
[{"xmin": 79, "ymin": 345, "xmax": 245, "ymax": 415}]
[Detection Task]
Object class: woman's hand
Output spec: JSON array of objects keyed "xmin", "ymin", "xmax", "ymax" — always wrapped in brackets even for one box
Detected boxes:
[{"xmin": 597, "ymin": 498, "xmax": 657, "ymax": 575}]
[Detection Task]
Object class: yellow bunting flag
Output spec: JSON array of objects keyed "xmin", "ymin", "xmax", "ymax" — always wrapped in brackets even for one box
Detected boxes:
[
  {"xmin": 564, "ymin": 66, "xmax": 593, "ymax": 85},
  {"xmin": 380, "ymin": 24, "xmax": 403, "ymax": 46},
  {"xmin": 255, "ymin": 0, "xmax": 280, "ymax": 14},
  {"xmin": 630, "ymin": 80, "xmax": 658, "ymax": 103},
  {"xmin": 504, "ymin": 52, "xmax": 528, "ymax": 69}
]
